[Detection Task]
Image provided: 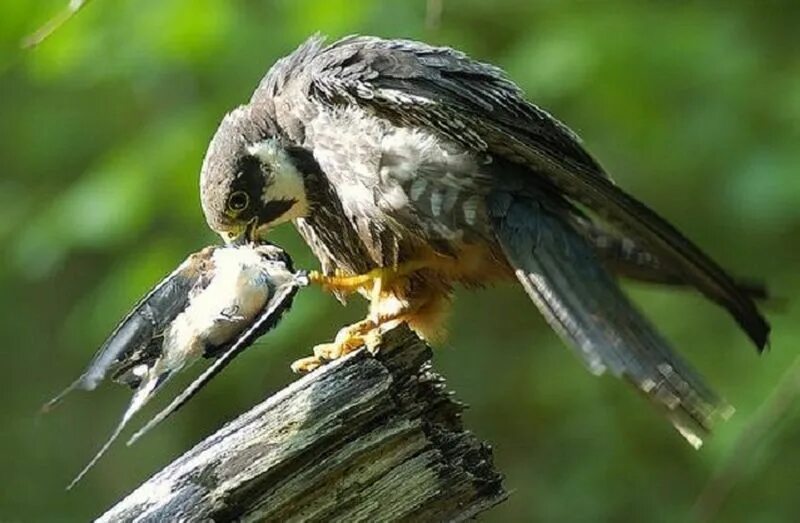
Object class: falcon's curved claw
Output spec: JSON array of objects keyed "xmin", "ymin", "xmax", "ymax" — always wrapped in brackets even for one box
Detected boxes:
[
  {"xmin": 291, "ymin": 319, "xmax": 384, "ymax": 374},
  {"xmin": 296, "ymin": 261, "xmax": 440, "ymax": 374}
]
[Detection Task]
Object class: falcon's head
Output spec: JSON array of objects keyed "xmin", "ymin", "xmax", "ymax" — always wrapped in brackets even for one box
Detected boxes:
[{"xmin": 200, "ymin": 105, "xmax": 316, "ymax": 244}]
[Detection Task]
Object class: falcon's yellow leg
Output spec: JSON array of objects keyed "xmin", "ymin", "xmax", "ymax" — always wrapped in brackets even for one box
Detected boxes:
[
  {"xmin": 306, "ymin": 261, "xmax": 430, "ymax": 295},
  {"xmin": 292, "ymin": 264, "xmax": 425, "ymax": 374}
]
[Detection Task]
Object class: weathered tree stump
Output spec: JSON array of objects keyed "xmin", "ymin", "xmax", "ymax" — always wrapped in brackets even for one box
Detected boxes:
[{"xmin": 99, "ymin": 324, "xmax": 507, "ymax": 522}]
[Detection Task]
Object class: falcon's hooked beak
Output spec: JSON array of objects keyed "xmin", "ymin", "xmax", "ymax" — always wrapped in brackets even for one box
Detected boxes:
[
  {"xmin": 227, "ymin": 197, "xmax": 298, "ymax": 245},
  {"xmin": 227, "ymin": 218, "xmax": 260, "ymax": 247},
  {"xmin": 227, "ymin": 219, "xmax": 285, "ymax": 246}
]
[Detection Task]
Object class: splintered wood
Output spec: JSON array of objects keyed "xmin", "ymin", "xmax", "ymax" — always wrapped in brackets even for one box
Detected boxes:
[{"xmin": 99, "ymin": 325, "xmax": 506, "ymax": 522}]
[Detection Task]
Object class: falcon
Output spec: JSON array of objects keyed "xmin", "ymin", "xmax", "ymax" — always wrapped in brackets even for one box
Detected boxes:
[{"xmin": 199, "ymin": 35, "xmax": 769, "ymax": 445}]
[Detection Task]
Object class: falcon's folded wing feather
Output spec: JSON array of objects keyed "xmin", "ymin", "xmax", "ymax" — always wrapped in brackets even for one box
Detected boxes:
[
  {"xmin": 292, "ymin": 35, "xmax": 768, "ymax": 350},
  {"xmin": 488, "ymin": 190, "xmax": 731, "ymax": 446},
  {"xmin": 575, "ymin": 219, "xmax": 769, "ymax": 299}
]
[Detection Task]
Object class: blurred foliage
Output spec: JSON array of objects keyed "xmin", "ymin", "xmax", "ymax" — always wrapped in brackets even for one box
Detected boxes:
[{"xmin": 1, "ymin": 1, "xmax": 799, "ymax": 521}]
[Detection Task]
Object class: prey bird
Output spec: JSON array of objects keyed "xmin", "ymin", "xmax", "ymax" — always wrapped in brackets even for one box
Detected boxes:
[
  {"xmin": 199, "ymin": 35, "xmax": 770, "ymax": 446},
  {"xmin": 47, "ymin": 243, "xmax": 304, "ymax": 488}
]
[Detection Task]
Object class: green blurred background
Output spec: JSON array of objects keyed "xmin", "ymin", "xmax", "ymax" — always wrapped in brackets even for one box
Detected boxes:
[{"xmin": 2, "ymin": 1, "xmax": 799, "ymax": 521}]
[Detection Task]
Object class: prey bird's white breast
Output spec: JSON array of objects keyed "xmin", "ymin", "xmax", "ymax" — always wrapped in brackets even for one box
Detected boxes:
[{"xmin": 164, "ymin": 247, "xmax": 271, "ymax": 365}]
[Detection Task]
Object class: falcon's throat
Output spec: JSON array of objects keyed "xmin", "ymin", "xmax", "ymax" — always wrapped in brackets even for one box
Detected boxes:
[{"xmin": 247, "ymin": 139, "xmax": 310, "ymax": 229}]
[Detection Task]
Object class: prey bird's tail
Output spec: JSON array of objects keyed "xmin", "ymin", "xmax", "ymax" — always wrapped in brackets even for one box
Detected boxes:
[{"xmin": 488, "ymin": 191, "xmax": 732, "ymax": 446}]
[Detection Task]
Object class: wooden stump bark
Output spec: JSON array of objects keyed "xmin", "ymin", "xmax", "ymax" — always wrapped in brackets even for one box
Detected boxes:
[{"xmin": 99, "ymin": 324, "xmax": 507, "ymax": 522}]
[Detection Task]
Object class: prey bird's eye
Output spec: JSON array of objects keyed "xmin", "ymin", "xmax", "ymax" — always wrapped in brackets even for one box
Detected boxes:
[{"xmin": 227, "ymin": 191, "xmax": 250, "ymax": 212}]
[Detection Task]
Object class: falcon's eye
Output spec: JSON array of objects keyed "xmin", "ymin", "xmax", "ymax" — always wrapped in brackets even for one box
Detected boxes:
[{"xmin": 227, "ymin": 191, "xmax": 250, "ymax": 212}]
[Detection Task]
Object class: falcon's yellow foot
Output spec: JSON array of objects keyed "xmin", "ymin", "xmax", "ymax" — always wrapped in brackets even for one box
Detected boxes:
[
  {"xmin": 297, "ymin": 260, "xmax": 439, "ymax": 374},
  {"xmin": 308, "ymin": 261, "xmax": 431, "ymax": 296},
  {"xmin": 290, "ymin": 319, "xmax": 384, "ymax": 374},
  {"xmin": 308, "ymin": 268, "xmax": 384, "ymax": 295}
]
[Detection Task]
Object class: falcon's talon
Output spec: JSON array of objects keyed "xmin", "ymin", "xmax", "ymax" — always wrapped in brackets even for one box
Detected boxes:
[
  {"xmin": 291, "ymin": 318, "xmax": 385, "ymax": 373},
  {"xmin": 335, "ymin": 318, "xmax": 377, "ymax": 341},
  {"xmin": 290, "ymin": 356, "xmax": 323, "ymax": 374},
  {"xmin": 362, "ymin": 329, "xmax": 383, "ymax": 355}
]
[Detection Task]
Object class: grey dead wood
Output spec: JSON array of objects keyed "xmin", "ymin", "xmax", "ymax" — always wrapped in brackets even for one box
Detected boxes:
[{"xmin": 98, "ymin": 324, "xmax": 507, "ymax": 522}]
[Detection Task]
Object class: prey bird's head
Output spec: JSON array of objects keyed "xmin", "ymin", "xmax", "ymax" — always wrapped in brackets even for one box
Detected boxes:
[{"xmin": 200, "ymin": 105, "xmax": 314, "ymax": 244}]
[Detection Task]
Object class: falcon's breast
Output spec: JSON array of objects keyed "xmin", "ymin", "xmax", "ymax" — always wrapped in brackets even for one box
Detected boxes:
[{"xmin": 303, "ymin": 106, "xmax": 499, "ymax": 270}]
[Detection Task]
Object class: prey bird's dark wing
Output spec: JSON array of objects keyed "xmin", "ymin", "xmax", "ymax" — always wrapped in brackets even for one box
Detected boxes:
[
  {"xmin": 488, "ymin": 190, "xmax": 731, "ymax": 446},
  {"xmin": 43, "ymin": 247, "xmax": 216, "ymax": 412},
  {"xmin": 126, "ymin": 272, "xmax": 307, "ymax": 446},
  {"xmin": 294, "ymin": 35, "xmax": 768, "ymax": 350}
]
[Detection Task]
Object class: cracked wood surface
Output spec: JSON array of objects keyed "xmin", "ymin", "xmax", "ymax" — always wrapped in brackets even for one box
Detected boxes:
[{"xmin": 98, "ymin": 324, "xmax": 507, "ymax": 522}]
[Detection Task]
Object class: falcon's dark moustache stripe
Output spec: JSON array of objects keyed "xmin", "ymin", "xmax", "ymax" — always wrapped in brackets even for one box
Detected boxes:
[{"xmin": 258, "ymin": 199, "xmax": 297, "ymax": 225}]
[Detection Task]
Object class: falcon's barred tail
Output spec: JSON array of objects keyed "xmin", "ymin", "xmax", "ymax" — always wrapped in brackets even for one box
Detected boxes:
[{"xmin": 488, "ymin": 191, "xmax": 731, "ymax": 446}]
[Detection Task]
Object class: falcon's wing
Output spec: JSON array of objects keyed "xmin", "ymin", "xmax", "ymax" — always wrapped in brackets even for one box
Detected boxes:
[
  {"xmin": 295, "ymin": 35, "xmax": 768, "ymax": 350},
  {"xmin": 43, "ymin": 247, "xmax": 217, "ymax": 411},
  {"xmin": 488, "ymin": 189, "xmax": 731, "ymax": 446}
]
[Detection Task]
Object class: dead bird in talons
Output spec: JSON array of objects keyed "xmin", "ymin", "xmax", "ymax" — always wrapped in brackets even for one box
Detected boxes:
[{"xmin": 44, "ymin": 243, "xmax": 306, "ymax": 489}]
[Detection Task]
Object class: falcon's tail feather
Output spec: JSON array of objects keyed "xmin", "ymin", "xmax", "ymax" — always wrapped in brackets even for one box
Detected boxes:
[{"xmin": 488, "ymin": 192, "xmax": 732, "ymax": 446}]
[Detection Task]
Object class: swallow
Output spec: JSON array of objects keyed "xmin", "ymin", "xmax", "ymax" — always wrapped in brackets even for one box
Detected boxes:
[{"xmin": 45, "ymin": 243, "xmax": 306, "ymax": 489}]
